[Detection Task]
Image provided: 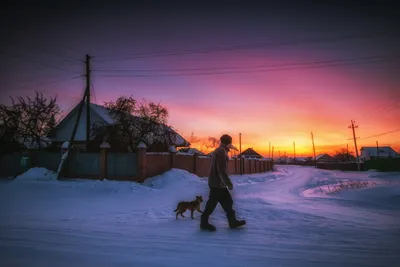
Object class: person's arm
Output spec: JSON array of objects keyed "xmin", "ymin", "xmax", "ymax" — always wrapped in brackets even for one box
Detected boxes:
[{"xmin": 216, "ymin": 149, "xmax": 233, "ymax": 189}]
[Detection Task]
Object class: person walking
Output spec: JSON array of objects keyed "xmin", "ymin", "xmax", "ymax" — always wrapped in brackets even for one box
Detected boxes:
[{"xmin": 200, "ymin": 134, "xmax": 246, "ymax": 231}]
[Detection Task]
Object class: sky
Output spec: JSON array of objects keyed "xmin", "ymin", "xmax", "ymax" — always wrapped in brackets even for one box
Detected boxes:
[{"xmin": 1, "ymin": 1, "xmax": 399, "ymax": 157}]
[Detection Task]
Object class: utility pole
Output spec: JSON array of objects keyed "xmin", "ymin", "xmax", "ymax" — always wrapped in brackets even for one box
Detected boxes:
[
  {"xmin": 239, "ymin": 133, "xmax": 242, "ymax": 155},
  {"xmin": 85, "ymin": 54, "xmax": 91, "ymax": 147},
  {"xmin": 293, "ymin": 141, "xmax": 296, "ymax": 162},
  {"xmin": 376, "ymin": 141, "xmax": 379, "ymax": 160},
  {"xmin": 348, "ymin": 120, "xmax": 360, "ymax": 171},
  {"xmin": 311, "ymin": 132, "xmax": 316, "ymax": 165},
  {"xmin": 347, "ymin": 144, "xmax": 349, "ymax": 162},
  {"xmin": 269, "ymin": 142, "xmax": 271, "ymax": 158},
  {"xmin": 58, "ymin": 55, "xmax": 91, "ymax": 179},
  {"xmin": 272, "ymin": 146, "xmax": 274, "ymax": 160},
  {"xmin": 239, "ymin": 133, "xmax": 242, "ymax": 175}
]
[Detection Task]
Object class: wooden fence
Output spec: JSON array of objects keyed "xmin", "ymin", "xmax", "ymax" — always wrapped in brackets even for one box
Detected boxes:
[{"xmin": 0, "ymin": 145, "xmax": 274, "ymax": 181}]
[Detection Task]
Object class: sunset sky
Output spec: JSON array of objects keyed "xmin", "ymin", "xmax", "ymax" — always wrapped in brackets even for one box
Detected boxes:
[{"xmin": 1, "ymin": 1, "xmax": 399, "ymax": 157}]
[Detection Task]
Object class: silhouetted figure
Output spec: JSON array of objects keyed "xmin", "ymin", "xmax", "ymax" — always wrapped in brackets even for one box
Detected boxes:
[{"xmin": 200, "ymin": 134, "xmax": 246, "ymax": 231}]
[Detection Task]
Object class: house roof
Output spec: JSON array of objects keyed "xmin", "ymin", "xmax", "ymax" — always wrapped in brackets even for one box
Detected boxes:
[
  {"xmin": 54, "ymin": 102, "xmax": 190, "ymax": 147},
  {"xmin": 360, "ymin": 146, "xmax": 398, "ymax": 157},
  {"xmin": 90, "ymin": 103, "xmax": 116, "ymax": 124},
  {"xmin": 238, "ymin": 148, "xmax": 263, "ymax": 158},
  {"xmin": 178, "ymin": 148, "xmax": 206, "ymax": 156},
  {"xmin": 315, "ymin": 153, "xmax": 333, "ymax": 160}
]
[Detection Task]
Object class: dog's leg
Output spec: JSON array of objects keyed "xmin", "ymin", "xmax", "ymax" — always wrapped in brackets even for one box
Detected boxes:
[{"xmin": 191, "ymin": 210, "xmax": 194, "ymax": 219}]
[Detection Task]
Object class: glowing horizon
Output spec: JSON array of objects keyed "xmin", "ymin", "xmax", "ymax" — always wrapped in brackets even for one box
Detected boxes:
[{"xmin": 1, "ymin": 3, "xmax": 399, "ymax": 156}]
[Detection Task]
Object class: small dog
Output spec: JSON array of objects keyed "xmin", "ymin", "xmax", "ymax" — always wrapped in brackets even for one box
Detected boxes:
[{"xmin": 174, "ymin": 196, "xmax": 203, "ymax": 219}]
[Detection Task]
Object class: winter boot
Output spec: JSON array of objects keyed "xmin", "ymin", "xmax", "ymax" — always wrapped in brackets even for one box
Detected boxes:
[
  {"xmin": 200, "ymin": 214, "xmax": 216, "ymax": 232},
  {"xmin": 227, "ymin": 211, "xmax": 246, "ymax": 229}
]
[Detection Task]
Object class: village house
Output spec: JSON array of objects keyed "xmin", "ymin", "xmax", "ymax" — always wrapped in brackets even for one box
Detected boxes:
[
  {"xmin": 315, "ymin": 153, "xmax": 336, "ymax": 163},
  {"xmin": 48, "ymin": 102, "xmax": 190, "ymax": 152},
  {"xmin": 360, "ymin": 146, "xmax": 399, "ymax": 161},
  {"xmin": 238, "ymin": 148, "xmax": 263, "ymax": 159}
]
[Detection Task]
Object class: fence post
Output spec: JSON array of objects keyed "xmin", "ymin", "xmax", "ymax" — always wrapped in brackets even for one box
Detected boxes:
[
  {"xmin": 100, "ymin": 142, "xmax": 110, "ymax": 180},
  {"xmin": 234, "ymin": 157, "xmax": 238, "ymax": 174},
  {"xmin": 169, "ymin": 146, "xmax": 177, "ymax": 169},
  {"xmin": 193, "ymin": 152, "xmax": 198, "ymax": 175},
  {"xmin": 249, "ymin": 160, "xmax": 252, "ymax": 174},
  {"xmin": 136, "ymin": 142, "xmax": 147, "ymax": 182}
]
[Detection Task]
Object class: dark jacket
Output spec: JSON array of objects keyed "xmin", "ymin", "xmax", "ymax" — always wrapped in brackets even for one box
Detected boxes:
[{"xmin": 208, "ymin": 144, "xmax": 233, "ymax": 188}]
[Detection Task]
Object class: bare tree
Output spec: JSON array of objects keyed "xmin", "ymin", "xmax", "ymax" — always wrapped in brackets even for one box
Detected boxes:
[
  {"xmin": 207, "ymin": 136, "xmax": 220, "ymax": 149},
  {"xmin": 193, "ymin": 136, "xmax": 221, "ymax": 155},
  {"xmin": 0, "ymin": 92, "xmax": 60, "ymax": 152},
  {"xmin": 0, "ymin": 104, "xmax": 21, "ymax": 158},
  {"xmin": 334, "ymin": 148, "xmax": 355, "ymax": 162},
  {"xmin": 93, "ymin": 96, "xmax": 173, "ymax": 152},
  {"xmin": 185, "ymin": 132, "xmax": 200, "ymax": 145}
]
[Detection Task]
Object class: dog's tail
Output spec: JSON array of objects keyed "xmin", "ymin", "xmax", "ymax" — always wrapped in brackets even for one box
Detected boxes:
[{"xmin": 173, "ymin": 203, "xmax": 180, "ymax": 212}]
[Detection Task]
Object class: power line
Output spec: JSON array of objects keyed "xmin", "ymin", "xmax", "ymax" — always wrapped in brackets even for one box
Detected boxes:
[
  {"xmin": 94, "ymin": 31, "xmax": 396, "ymax": 61},
  {"xmin": 14, "ymin": 75, "xmax": 83, "ymax": 91},
  {"xmin": 364, "ymin": 100, "xmax": 400, "ymax": 119},
  {"xmin": 93, "ymin": 55, "xmax": 386, "ymax": 73},
  {"xmin": 4, "ymin": 52, "xmax": 81, "ymax": 75},
  {"xmin": 360, "ymin": 128, "xmax": 400, "ymax": 140},
  {"xmin": 94, "ymin": 57, "xmax": 389, "ymax": 78},
  {"xmin": 9, "ymin": 43, "xmax": 82, "ymax": 64},
  {"xmin": 33, "ymin": 48, "xmax": 82, "ymax": 64}
]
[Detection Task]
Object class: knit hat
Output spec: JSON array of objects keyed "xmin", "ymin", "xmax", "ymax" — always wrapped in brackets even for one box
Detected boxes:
[{"xmin": 220, "ymin": 134, "xmax": 232, "ymax": 145}]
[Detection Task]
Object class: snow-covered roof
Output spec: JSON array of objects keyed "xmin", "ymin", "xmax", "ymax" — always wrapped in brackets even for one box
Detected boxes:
[
  {"xmin": 90, "ymin": 103, "xmax": 116, "ymax": 125},
  {"xmin": 54, "ymin": 102, "xmax": 190, "ymax": 147},
  {"xmin": 360, "ymin": 146, "xmax": 398, "ymax": 157},
  {"xmin": 315, "ymin": 153, "xmax": 333, "ymax": 160},
  {"xmin": 238, "ymin": 148, "xmax": 263, "ymax": 158},
  {"xmin": 293, "ymin": 157, "xmax": 308, "ymax": 162},
  {"xmin": 178, "ymin": 148, "xmax": 206, "ymax": 155}
]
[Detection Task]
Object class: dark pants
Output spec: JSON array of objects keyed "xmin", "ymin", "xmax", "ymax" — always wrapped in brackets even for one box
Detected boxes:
[{"xmin": 202, "ymin": 187, "xmax": 235, "ymax": 217}]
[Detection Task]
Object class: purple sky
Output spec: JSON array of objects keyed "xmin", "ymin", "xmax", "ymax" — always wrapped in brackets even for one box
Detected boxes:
[{"xmin": 1, "ymin": 1, "xmax": 399, "ymax": 155}]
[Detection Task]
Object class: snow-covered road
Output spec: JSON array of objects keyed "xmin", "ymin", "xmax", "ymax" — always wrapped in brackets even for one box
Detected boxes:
[{"xmin": 1, "ymin": 165, "xmax": 399, "ymax": 267}]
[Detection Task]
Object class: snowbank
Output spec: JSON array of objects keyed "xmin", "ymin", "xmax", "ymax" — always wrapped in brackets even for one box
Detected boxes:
[
  {"xmin": 335, "ymin": 185, "xmax": 400, "ymax": 208},
  {"xmin": 14, "ymin": 167, "xmax": 56, "ymax": 182},
  {"xmin": 142, "ymin": 168, "xmax": 206, "ymax": 190},
  {"xmin": 302, "ymin": 168, "xmax": 400, "ymax": 200}
]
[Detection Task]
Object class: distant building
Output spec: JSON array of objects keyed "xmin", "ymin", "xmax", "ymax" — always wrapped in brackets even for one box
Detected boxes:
[
  {"xmin": 360, "ymin": 146, "xmax": 399, "ymax": 161},
  {"xmin": 315, "ymin": 153, "xmax": 335, "ymax": 163},
  {"xmin": 238, "ymin": 148, "xmax": 263, "ymax": 159}
]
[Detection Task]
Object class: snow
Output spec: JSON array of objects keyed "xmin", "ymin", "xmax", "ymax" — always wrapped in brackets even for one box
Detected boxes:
[
  {"xmin": 1, "ymin": 166, "xmax": 400, "ymax": 266},
  {"xmin": 168, "ymin": 145, "xmax": 177, "ymax": 152},
  {"xmin": 61, "ymin": 141, "xmax": 70, "ymax": 149},
  {"xmin": 12, "ymin": 167, "xmax": 57, "ymax": 182},
  {"xmin": 178, "ymin": 147, "xmax": 206, "ymax": 155},
  {"xmin": 90, "ymin": 103, "xmax": 116, "ymax": 125}
]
